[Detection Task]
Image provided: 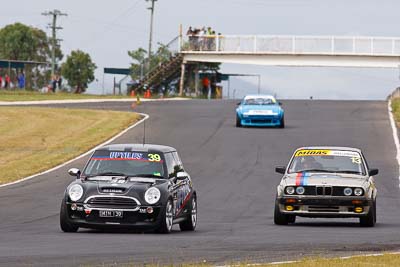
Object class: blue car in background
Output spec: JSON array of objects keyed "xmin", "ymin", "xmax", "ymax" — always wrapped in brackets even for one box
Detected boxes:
[{"xmin": 236, "ymin": 95, "xmax": 285, "ymax": 128}]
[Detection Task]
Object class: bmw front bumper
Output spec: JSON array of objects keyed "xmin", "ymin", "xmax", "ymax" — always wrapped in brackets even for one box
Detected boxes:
[{"xmin": 277, "ymin": 197, "xmax": 373, "ymax": 218}]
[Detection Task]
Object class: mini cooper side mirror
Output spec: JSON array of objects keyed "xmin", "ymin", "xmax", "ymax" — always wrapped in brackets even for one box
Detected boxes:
[
  {"xmin": 236, "ymin": 102, "xmax": 241, "ymax": 106},
  {"xmin": 369, "ymin": 168, "xmax": 379, "ymax": 176},
  {"xmin": 275, "ymin": 166, "xmax": 286, "ymax": 174},
  {"xmin": 278, "ymin": 102, "xmax": 282, "ymax": 106},
  {"xmin": 176, "ymin": 171, "xmax": 189, "ymax": 180},
  {"xmin": 68, "ymin": 168, "xmax": 81, "ymax": 178}
]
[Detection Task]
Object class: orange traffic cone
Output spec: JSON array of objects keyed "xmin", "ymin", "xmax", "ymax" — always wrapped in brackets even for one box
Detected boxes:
[{"xmin": 130, "ymin": 90, "xmax": 135, "ymax": 97}]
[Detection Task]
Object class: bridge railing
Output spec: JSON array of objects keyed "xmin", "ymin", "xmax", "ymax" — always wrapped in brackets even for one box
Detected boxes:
[{"xmin": 180, "ymin": 35, "xmax": 400, "ymax": 56}]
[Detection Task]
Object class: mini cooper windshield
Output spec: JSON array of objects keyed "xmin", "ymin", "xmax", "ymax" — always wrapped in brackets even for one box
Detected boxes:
[
  {"xmin": 288, "ymin": 149, "xmax": 366, "ymax": 175},
  {"xmin": 84, "ymin": 150, "xmax": 165, "ymax": 178}
]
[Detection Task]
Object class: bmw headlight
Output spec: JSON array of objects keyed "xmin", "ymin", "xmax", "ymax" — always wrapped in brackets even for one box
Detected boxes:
[
  {"xmin": 145, "ymin": 187, "xmax": 161, "ymax": 204},
  {"xmin": 354, "ymin": 188, "xmax": 364, "ymax": 196},
  {"xmin": 285, "ymin": 186, "xmax": 295, "ymax": 195},
  {"xmin": 296, "ymin": 186, "xmax": 305, "ymax": 195},
  {"xmin": 68, "ymin": 184, "xmax": 83, "ymax": 202},
  {"xmin": 344, "ymin": 187, "xmax": 353, "ymax": 196}
]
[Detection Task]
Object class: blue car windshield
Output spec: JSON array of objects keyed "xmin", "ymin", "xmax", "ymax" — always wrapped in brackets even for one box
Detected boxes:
[{"xmin": 243, "ymin": 98, "xmax": 275, "ymax": 105}]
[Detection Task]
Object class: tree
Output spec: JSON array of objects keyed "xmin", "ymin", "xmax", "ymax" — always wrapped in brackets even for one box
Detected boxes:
[
  {"xmin": 0, "ymin": 22, "xmax": 63, "ymax": 89},
  {"xmin": 61, "ymin": 50, "xmax": 96, "ymax": 93}
]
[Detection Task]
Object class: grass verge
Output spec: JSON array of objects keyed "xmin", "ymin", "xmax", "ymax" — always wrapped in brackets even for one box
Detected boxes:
[
  {"xmin": 0, "ymin": 90, "xmax": 133, "ymax": 101},
  {"xmin": 0, "ymin": 107, "xmax": 141, "ymax": 184},
  {"xmin": 264, "ymin": 253, "xmax": 400, "ymax": 266},
  {"xmin": 391, "ymin": 98, "xmax": 400, "ymax": 125}
]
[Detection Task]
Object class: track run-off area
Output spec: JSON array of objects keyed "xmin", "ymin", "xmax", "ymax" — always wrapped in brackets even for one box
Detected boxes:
[{"xmin": 0, "ymin": 99, "xmax": 399, "ymax": 266}]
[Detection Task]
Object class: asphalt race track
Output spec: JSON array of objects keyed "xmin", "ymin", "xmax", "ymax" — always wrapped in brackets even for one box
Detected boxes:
[{"xmin": 0, "ymin": 100, "xmax": 399, "ymax": 266}]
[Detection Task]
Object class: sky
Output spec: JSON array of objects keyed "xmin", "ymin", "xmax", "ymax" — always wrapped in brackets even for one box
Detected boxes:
[{"xmin": 1, "ymin": 0, "xmax": 400, "ymax": 99}]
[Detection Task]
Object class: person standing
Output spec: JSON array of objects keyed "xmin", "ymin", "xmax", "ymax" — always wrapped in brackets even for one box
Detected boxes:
[
  {"xmin": 57, "ymin": 75, "xmax": 62, "ymax": 90},
  {"xmin": 202, "ymin": 76, "xmax": 210, "ymax": 97},
  {"xmin": 0, "ymin": 75, "xmax": 2, "ymax": 89},
  {"xmin": 18, "ymin": 72, "xmax": 25, "ymax": 89},
  {"xmin": 52, "ymin": 75, "xmax": 57, "ymax": 92},
  {"xmin": 4, "ymin": 74, "xmax": 10, "ymax": 89}
]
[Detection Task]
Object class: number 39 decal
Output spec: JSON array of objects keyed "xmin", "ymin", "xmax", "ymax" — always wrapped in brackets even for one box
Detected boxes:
[{"xmin": 148, "ymin": 153, "xmax": 161, "ymax": 162}]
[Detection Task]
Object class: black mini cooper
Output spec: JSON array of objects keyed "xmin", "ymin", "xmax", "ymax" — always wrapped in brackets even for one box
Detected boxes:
[{"xmin": 60, "ymin": 144, "xmax": 197, "ymax": 233}]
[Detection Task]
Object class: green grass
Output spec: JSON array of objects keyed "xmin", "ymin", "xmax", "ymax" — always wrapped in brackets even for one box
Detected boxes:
[
  {"xmin": 392, "ymin": 98, "xmax": 400, "ymax": 124},
  {"xmin": 263, "ymin": 253, "xmax": 400, "ymax": 266},
  {"xmin": 0, "ymin": 90, "xmax": 133, "ymax": 101},
  {"xmin": 0, "ymin": 107, "xmax": 141, "ymax": 184}
]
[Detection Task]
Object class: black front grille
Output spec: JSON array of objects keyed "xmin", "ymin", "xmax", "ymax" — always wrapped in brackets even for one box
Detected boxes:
[
  {"xmin": 251, "ymin": 119, "xmax": 272, "ymax": 123},
  {"xmin": 316, "ymin": 186, "xmax": 332, "ymax": 196},
  {"xmin": 87, "ymin": 196, "xmax": 138, "ymax": 209},
  {"xmin": 100, "ymin": 187, "xmax": 126, "ymax": 194}
]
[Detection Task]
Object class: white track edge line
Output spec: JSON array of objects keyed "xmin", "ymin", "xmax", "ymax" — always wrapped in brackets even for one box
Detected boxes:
[
  {"xmin": 0, "ymin": 113, "xmax": 149, "ymax": 188},
  {"xmin": 0, "ymin": 98, "xmax": 189, "ymax": 106},
  {"xmin": 388, "ymin": 99, "xmax": 400, "ymax": 187}
]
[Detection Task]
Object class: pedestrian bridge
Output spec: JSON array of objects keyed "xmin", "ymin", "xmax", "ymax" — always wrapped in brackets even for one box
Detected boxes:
[{"xmin": 179, "ymin": 35, "xmax": 400, "ymax": 68}]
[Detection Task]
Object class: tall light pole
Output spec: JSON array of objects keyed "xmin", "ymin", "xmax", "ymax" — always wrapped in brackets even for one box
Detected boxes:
[
  {"xmin": 146, "ymin": 0, "xmax": 157, "ymax": 73},
  {"xmin": 42, "ymin": 9, "xmax": 67, "ymax": 77}
]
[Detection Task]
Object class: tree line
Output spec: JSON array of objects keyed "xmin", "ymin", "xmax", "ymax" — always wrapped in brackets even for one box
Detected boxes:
[{"xmin": 0, "ymin": 22, "xmax": 96, "ymax": 93}]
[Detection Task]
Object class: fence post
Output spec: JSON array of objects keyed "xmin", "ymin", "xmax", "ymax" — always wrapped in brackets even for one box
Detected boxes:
[
  {"xmin": 331, "ymin": 36, "xmax": 335, "ymax": 54},
  {"xmin": 216, "ymin": 35, "xmax": 219, "ymax": 52},
  {"xmin": 254, "ymin": 36, "xmax": 257, "ymax": 53},
  {"xmin": 371, "ymin": 37, "xmax": 374, "ymax": 55},
  {"xmin": 292, "ymin": 36, "xmax": 296, "ymax": 54}
]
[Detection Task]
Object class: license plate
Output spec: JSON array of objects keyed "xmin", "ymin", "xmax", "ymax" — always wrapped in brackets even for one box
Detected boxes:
[{"xmin": 99, "ymin": 210, "xmax": 123, "ymax": 218}]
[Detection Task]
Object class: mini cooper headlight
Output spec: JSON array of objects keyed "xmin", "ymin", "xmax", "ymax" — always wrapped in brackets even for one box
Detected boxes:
[
  {"xmin": 344, "ymin": 187, "xmax": 353, "ymax": 196},
  {"xmin": 68, "ymin": 184, "xmax": 83, "ymax": 202},
  {"xmin": 296, "ymin": 186, "xmax": 305, "ymax": 195},
  {"xmin": 285, "ymin": 186, "xmax": 295, "ymax": 195},
  {"xmin": 354, "ymin": 188, "xmax": 364, "ymax": 196},
  {"xmin": 145, "ymin": 187, "xmax": 161, "ymax": 204}
]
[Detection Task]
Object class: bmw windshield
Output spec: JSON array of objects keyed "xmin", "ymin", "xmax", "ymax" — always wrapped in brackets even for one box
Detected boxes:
[
  {"xmin": 288, "ymin": 149, "xmax": 366, "ymax": 175},
  {"xmin": 83, "ymin": 150, "xmax": 165, "ymax": 178}
]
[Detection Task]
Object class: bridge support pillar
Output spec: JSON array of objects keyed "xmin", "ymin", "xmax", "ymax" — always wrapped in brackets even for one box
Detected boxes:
[
  {"xmin": 179, "ymin": 62, "xmax": 186, "ymax": 96},
  {"xmin": 194, "ymin": 66, "xmax": 199, "ymax": 96}
]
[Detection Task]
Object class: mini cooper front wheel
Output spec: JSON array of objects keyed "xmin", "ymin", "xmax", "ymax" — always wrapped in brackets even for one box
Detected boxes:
[
  {"xmin": 179, "ymin": 195, "xmax": 197, "ymax": 231},
  {"xmin": 60, "ymin": 201, "xmax": 79, "ymax": 233},
  {"xmin": 156, "ymin": 199, "xmax": 174, "ymax": 233}
]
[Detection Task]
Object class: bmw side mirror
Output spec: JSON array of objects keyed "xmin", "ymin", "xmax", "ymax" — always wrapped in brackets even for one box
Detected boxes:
[
  {"xmin": 275, "ymin": 166, "xmax": 286, "ymax": 174},
  {"xmin": 369, "ymin": 168, "xmax": 379, "ymax": 176},
  {"xmin": 176, "ymin": 171, "xmax": 189, "ymax": 180},
  {"xmin": 68, "ymin": 168, "xmax": 81, "ymax": 178}
]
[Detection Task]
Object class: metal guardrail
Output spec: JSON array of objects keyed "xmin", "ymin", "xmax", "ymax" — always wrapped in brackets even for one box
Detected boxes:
[{"xmin": 180, "ymin": 35, "xmax": 400, "ymax": 56}]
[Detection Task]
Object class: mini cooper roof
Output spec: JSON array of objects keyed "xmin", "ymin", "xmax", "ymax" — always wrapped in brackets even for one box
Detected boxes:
[
  {"xmin": 295, "ymin": 146, "xmax": 362, "ymax": 153},
  {"xmin": 97, "ymin": 144, "xmax": 176, "ymax": 153}
]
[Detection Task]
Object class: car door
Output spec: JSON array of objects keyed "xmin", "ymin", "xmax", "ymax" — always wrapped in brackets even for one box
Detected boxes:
[{"xmin": 164, "ymin": 152, "xmax": 192, "ymax": 218}]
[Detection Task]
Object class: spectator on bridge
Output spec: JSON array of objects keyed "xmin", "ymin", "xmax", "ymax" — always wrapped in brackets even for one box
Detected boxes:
[
  {"xmin": 0, "ymin": 75, "xmax": 2, "ymax": 89},
  {"xmin": 187, "ymin": 26, "xmax": 195, "ymax": 50}
]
